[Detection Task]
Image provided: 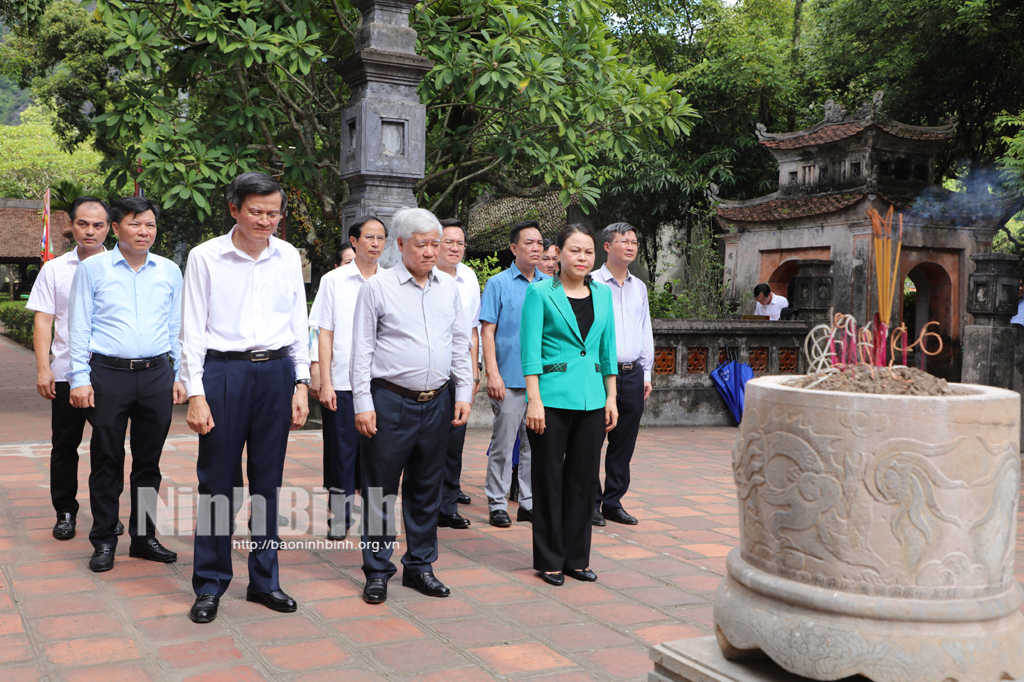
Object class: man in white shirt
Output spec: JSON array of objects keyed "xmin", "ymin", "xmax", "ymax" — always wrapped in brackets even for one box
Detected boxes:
[
  {"xmin": 26, "ymin": 197, "xmax": 112, "ymax": 541},
  {"xmin": 435, "ymin": 218, "xmax": 481, "ymax": 529},
  {"xmin": 180, "ymin": 172, "xmax": 311, "ymax": 624},
  {"xmin": 753, "ymin": 283, "xmax": 789, "ymax": 321},
  {"xmin": 309, "ymin": 215, "xmax": 387, "ymax": 541}
]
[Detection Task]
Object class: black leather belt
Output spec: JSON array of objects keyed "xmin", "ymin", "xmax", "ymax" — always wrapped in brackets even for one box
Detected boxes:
[
  {"xmin": 92, "ymin": 353, "xmax": 167, "ymax": 371},
  {"xmin": 207, "ymin": 348, "xmax": 285, "ymax": 362},
  {"xmin": 372, "ymin": 378, "xmax": 449, "ymax": 402},
  {"xmin": 618, "ymin": 361, "xmax": 639, "ymax": 372}
]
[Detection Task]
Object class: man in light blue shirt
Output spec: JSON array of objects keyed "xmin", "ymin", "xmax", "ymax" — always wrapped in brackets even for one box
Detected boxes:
[
  {"xmin": 68, "ymin": 196, "xmax": 185, "ymax": 573},
  {"xmin": 480, "ymin": 221, "xmax": 549, "ymax": 527},
  {"xmin": 1012, "ymin": 280, "xmax": 1024, "ymax": 327}
]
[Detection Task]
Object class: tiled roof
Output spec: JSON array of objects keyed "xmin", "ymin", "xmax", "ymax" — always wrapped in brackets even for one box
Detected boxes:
[
  {"xmin": 760, "ymin": 122, "xmax": 868, "ymax": 150},
  {"xmin": 877, "ymin": 125, "xmax": 953, "ymax": 141},
  {"xmin": 466, "ymin": 191, "xmax": 569, "ymax": 252},
  {"xmin": 0, "ymin": 204, "xmax": 72, "ymax": 261},
  {"xmin": 716, "ymin": 192, "xmax": 866, "ymax": 223}
]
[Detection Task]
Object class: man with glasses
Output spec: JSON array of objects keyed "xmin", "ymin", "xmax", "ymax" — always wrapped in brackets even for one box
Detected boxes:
[
  {"xmin": 309, "ymin": 216, "xmax": 388, "ymax": 540},
  {"xmin": 435, "ymin": 218, "xmax": 481, "ymax": 529},
  {"xmin": 590, "ymin": 223, "xmax": 653, "ymax": 527},
  {"xmin": 480, "ymin": 221, "xmax": 548, "ymax": 527},
  {"xmin": 181, "ymin": 171, "xmax": 311, "ymax": 623}
]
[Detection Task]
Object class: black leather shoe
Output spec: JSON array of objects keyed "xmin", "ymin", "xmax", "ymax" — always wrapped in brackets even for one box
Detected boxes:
[
  {"xmin": 246, "ymin": 588, "xmax": 297, "ymax": 613},
  {"xmin": 516, "ymin": 507, "xmax": 533, "ymax": 523},
  {"xmin": 602, "ymin": 507, "xmax": 638, "ymax": 525},
  {"xmin": 591, "ymin": 509, "xmax": 606, "ymax": 527},
  {"xmin": 402, "ymin": 571, "xmax": 450, "ymax": 598},
  {"xmin": 565, "ymin": 567, "xmax": 598, "ymax": 582},
  {"xmin": 540, "ymin": 571, "xmax": 564, "ymax": 586},
  {"xmin": 327, "ymin": 523, "xmax": 346, "ymax": 541},
  {"xmin": 128, "ymin": 537, "xmax": 177, "ymax": 563},
  {"xmin": 89, "ymin": 544, "xmax": 115, "ymax": 572},
  {"xmin": 438, "ymin": 512, "xmax": 471, "ymax": 529},
  {"xmin": 189, "ymin": 594, "xmax": 220, "ymax": 623},
  {"xmin": 457, "ymin": 491, "xmax": 471, "ymax": 505},
  {"xmin": 113, "ymin": 520, "xmax": 124, "ymax": 536},
  {"xmin": 489, "ymin": 509, "xmax": 512, "ymax": 527},
  {"xmin": 362, "ymin": 578, "xmax": 388, "ymax": 604},
  {"xmin": 53, "ymin": 513, "xmax": 75, "ymax": 540}
]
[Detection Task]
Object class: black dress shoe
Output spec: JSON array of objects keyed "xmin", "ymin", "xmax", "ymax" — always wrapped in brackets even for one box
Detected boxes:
[
  {"xmin": 363, "ymin": 578, "xmax": 388, "ymax": 604},
  {"xmin": 540, "ymin": 571, "xmax": 564, "ymax": 586},
  {"xmin": 53, "ymin": 513, "xmax": 75, "ymax": 540},
  {"xmin": 438, "ymin": 512, "xmax": 471, "ymax": 529},
  {"xmin": 246, "ymin": 588, "xmax": 297, "ymax": 613},
  {"xmin": 457, "ymin": 491, "xmax": 471, "ymax": 505},
  {"xmin": 516, "ymin": 507, "xmax": 533, "ymax": 523},
  {"xmin": 602, "ymin": 507, "xmax": 638, "ymax": 525},
  {"xmin": 128, "ymin": 537, "xmax": 177, "ymax": 563},
  {"xmin": 402, "ymin": 571, "xmax": 450, "ymax": 598},
  {"xmin": 114, "ymin": 520, "xmax": 124, "ymax": 536},
  {"xmin": 489, "ymin": 509, "xmax": 512, "ymax": 527},
  {"xmin": 327, "ymin": 523, "xmax": 346, "ymax": 541},
  {"xmin": 89, "ymin": 544, "xmax": 115, "ymax": 572},
  {"xmin": 189, "ymin": 594, "xmax": 220, "ymax": 623},
  {"xmin": 591, "ymin": 509, "xmax": 606, "ymax": 527},
  {"xmin": 565, "ymin": 567, "xmax": 598, "ymax": 582}
]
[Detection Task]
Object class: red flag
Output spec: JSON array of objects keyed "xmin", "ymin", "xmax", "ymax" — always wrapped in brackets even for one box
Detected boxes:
[
  {"xmin": 40, "ymin": 187, "xmax": 55, "ymax": 262},
  {"xmin": 134, "ymin": 161, "xmax": 145, "ymax": 197}
]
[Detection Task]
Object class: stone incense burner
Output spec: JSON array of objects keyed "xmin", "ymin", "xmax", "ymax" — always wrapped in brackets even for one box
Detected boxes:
[{"xmin": 714, "ymin": 375, "xmax": 1024, "ymax": 682}]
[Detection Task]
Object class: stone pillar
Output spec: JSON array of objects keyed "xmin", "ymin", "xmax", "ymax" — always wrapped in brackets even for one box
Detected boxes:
[
  {"xmin": 789, "ymin": 259, "xmax": 833, "ymax": 324},
  {"xmin": 962, "ymin": 253, "xmax": 1019, "ymax": 389},
  {"xmin": 338, "ymin": 0, "xmax": 432, "ymax": 267}
]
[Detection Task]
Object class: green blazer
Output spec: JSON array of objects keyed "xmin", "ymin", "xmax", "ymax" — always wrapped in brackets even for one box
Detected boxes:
[{"xmin": 520, "ymin": 277, "xmax": 617, "ymax": 411}]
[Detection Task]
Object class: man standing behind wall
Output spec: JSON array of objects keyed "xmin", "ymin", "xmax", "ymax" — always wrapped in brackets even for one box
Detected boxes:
[
  {"xmin": 591, "ymin": 223, "xmax": 653, "ymax": 527},
  {"xmin": 351, "ymin": 207, "xmax": 473, "ymax": 605},
  {"xmin": 480, "ymin": 221, "xmax": 548, "ymax": 527},
  {"xmin": 67, "ymin": 196, "xmax": 186, "ymax": 572},
  {"xmin": 27, "ymin": 197, "xmax": 114, "ymax": 541},
  {"xmin": 181, "ymin": 172, "xmax": 311, "ymax": 624},
  {"xmin": 309, "ymin": 215, "xmax": 387, "ymax": 540}
]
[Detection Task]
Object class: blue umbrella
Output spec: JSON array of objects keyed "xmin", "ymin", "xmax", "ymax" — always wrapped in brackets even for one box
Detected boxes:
[{"xmin": 710, "ymin": 358, "xmax": 755, "ymax": 424}]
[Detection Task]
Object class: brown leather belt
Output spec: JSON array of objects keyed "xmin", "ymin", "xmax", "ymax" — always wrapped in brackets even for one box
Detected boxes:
[{"xmin": 372, "ymin": 378, "xmax": 449, "ymax": 402}]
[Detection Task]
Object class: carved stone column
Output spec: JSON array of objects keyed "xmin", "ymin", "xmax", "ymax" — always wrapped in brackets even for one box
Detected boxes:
[
  {"xmin": 338, "ymin": 0, "xmax": 432, "ymax": 267},
  {"xmin": 962, "ymin": 253, "xmax": 1020, "ymax": 389},
  {"xmin": 789, "ymin": 259, "xmax": 833, "ymax": 324}
]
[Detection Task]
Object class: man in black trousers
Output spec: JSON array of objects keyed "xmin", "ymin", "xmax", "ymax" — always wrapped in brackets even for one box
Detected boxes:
[{"xmin": 67, "ymin": 196, "xmax": 186, "ymax": 571}]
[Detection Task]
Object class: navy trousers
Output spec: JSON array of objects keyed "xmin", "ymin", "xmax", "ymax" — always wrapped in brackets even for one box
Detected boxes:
[
  {"xmin": 192, "ymin": 355, "xmax": 293, "ymax": 597},
  {"xmin": 51, "ymin": 381, "xmax": 90, "ymax": 518},
  {"xmin": 321, "ymin": 389, "xmax": 359, "ymax": 531},
  {"xmin": 88, "ymin": 360, "xmax": 172, "ymax": 549},
  {"xmin": 438, "ymin": 379, "xmax": 468, "ymax": 515},
  {"xmin": 596, "ymin": 363, "xmax": 644, "ymax": 511},
  {"xmin": 360, "ymin": 384, "xmax": 449, "ymax": 580}
]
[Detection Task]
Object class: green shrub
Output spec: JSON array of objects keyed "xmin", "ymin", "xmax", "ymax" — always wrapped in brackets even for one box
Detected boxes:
[
  {"xmin": 0, "ymin": 301, "xmax": 34, "ymax": 348},
  {"xmin": 464, "ymin": 253, "xmax": 503, "ymax": 293}
]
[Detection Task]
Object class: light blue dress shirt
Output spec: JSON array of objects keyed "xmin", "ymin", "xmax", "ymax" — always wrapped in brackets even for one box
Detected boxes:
[
  {"xmin": 67, "ymin": 244, "xmax": 183, "ymax": 389},
  {"xmin": 479, "ymin": 262, "xmax": 549, "ymax": 389},
  {"xmin": 1012, "ymin": 299, "xmax": 1024, "ymax": 327}
]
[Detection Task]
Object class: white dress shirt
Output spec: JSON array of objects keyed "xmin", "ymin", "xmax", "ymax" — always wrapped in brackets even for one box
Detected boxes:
[
  {"xmin": 26, "ymin": 246, "xmax": 103, "ymax": 383},
  {"xmin": 754, "ymin": 293, "xmax": 789, "ymax": 321},
  {"xmin": 451, "ymin": 262, "xmax": 481, "ymax": 344},
  {"xmin": 179, "ymin": 227, "xmax": 311, "ymax": 397},
  {"xmin": 308, "ymin": 261, "xmax": 384, "ymax": 390},
  {"xmin": 592, "ymin": 264, "xmax": 655, "ymax": 381},
  {"xmin": 350, "ymin": 261, "xmax": 473, "ymax": 414}
]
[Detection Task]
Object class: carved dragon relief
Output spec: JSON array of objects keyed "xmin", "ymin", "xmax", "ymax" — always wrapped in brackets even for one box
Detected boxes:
[{"xmin": 733, "ymin": 408, "xmax": 1017, "ymax": 597}]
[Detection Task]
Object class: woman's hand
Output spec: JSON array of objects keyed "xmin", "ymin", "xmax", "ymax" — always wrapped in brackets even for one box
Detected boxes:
[
  {"xmin": 604, "ymin": 396, "xmax": 619, "ymax": 433},
  {"xmin": 526, "ymin": 398, "xmax": 546, "ymax": 435}
]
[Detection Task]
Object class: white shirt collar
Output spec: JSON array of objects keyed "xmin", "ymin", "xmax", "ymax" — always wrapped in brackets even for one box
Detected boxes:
[
  {"xmin": 221, "ymin": 226, "xmax": 278, "ymax": 261},
  {"xmin": 596, "ymin": 263, "xmax": 635, "ymax": 285}
]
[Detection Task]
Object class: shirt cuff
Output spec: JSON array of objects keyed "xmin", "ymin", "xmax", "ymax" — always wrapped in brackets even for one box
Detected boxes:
[
  {"xmin": 294, "ymin": 363, "xmax": 311, "ymax": 382},
  {"xmin": 644, "ymin": 370, "xmax": 652, "ymax": 382},
  {"xmin": 454, "ymin": 385, "xmax": 472, "ymax": 404},
  {"xmin": 69, "ymin": 370, "xmax": 91, "ymax": 390},
  {"xmin": 353, "ymin": 394, "xmax": 374, "ymax": 414},
  {"xmin": 184, "ymin": 378, "xmax": 205, "ymax": 398}
]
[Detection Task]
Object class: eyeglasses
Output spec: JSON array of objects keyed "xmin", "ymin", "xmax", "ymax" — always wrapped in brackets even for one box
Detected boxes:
[
  {"xmin": 443, "ymin": 239, "xmax": 466, "ymax": 249},
  {"xmin": 612, "ymin": 240, "xmax": 639, "ymax": 247},
  {"xmin": 361, "ymin": 235, "xmax": 386, "ymax": 243},
  {"xmin": 246, "ymin": 209, "xmax": 282, "ymax": 220}
]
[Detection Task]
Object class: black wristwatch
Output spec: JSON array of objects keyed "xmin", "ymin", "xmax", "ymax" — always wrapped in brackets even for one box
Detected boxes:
[{"xmin": 296, "ymin": 379, "xmax": 311, "ymax": 386}]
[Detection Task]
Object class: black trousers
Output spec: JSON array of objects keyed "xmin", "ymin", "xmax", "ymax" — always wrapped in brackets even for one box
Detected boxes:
[
  {"xmin": 439, "ymin": 379, "xmax": 467, "ymax": 515},
  {"xmin": 192, "ymin": 355, "xmax": 294, "ymax": 598},
  {"xmin": 360, "ymin": 384, "xmax": 448, "ymax": 580},
  {"xmin": 87, "ymin": 360, "xmax": 173, "ymax": 549},
  {"xmin": 527, "ymin": 407, "xmax": 604, "ymax": 572},
  {"xmin": 322, "ymin": 389, "xmax": 359, "ymax": 530},
  {"xmin": 596, "ymin": 364, "xmax": 644, "ymax": 510},
  {"xmin": 51, "ymin": 381, "xmax": 90, "ymax": 517}
]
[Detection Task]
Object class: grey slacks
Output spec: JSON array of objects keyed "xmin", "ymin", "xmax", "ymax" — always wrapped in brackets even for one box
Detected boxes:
[{"xmin": 484, "ymin": 387, "xmax": 532, "ymax": 512}]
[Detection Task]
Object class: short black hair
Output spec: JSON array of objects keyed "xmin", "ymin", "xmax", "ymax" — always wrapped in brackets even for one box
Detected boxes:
[
  {"xmin": 69, "ymin": 196, "xmax": 110, "ymax": 224},
  {"xmin": 753, "ymin": 283, "xmax": 771, "ymax": 298},
  {"xmin": 335, "ymin": 243, "xmax": 354, "ymax": 266},
  {"xmin": 542, "ymin": 238, "xmax": 554, "ymax": 251},
  {"xmin": 225, "ymin": 171, "xmax": 287, "ymax": 215},
  {"xmin": 440, "ymin": 218, "xmax": 468, "ymax": 240},
  {"xmin": 110, "ymin": 196, "xmax": 160, "ymax": 225},
  {"xmin": 348, "ymin": 215, "xmax": 386, "ymax": 241},
  {"xmin": 509, "ymin": 220, "xmax": 540, "ymax": 245}
]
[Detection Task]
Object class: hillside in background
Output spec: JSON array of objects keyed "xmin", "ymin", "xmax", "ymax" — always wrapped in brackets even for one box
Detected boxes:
[{"xmin": 0, "ymin": 76, "xmax": 31, "ymax": 124}]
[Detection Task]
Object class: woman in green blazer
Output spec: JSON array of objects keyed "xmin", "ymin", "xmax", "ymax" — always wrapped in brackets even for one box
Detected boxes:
[{"xmin": 520, "ymin": 224, "xmax": 618, "ymax": 586}]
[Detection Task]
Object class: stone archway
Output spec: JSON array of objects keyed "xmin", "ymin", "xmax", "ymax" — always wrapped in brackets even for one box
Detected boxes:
[
  {"xmin": 767, "ymin": 260, "xmax": 801, "ymax": 301},
  {"xmin": 901, "ymin": 261, "xmax": 955, "ymax": 379}
]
